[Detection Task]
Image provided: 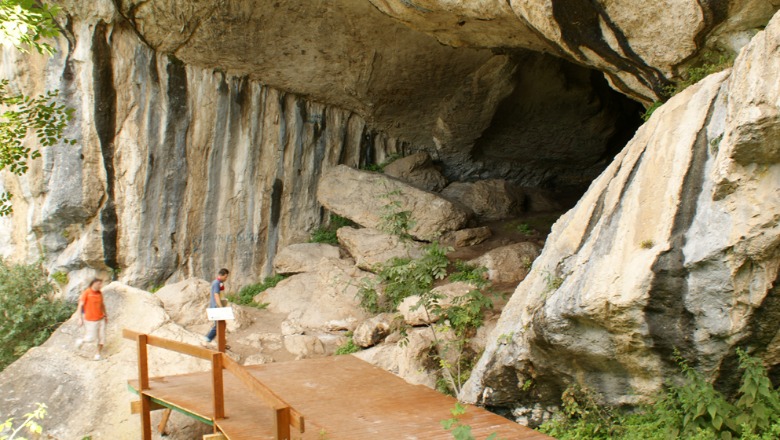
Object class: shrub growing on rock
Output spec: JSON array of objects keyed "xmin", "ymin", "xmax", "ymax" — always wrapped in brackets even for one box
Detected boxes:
[
  {"xmin": 0, "ymin": 260, "xmax": 74, "ymax": 370},
  {"xmin": 540, "ymin": 349, "xmax": 780, "ymax": 440}
]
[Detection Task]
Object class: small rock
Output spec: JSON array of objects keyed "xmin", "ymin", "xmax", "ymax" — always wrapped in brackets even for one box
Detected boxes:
[
  {"xmin": 442, "ymin": 226, "xmax": 492, "ymax": 248},
  {"xmin": 337, "ymin": 227, "xmax": 425, "ymax": 271},
  {"xmin": 469, "ymin": 242, "xmax": 541, "ymax": 285},
  {"xmin": 273, "ymin": 243, "xmax": 342, "ymax": 274},
  {"xmin": 237, "ymin": 333, "xmax": 283, "ymax": 351},
  {"xmin": 442, "ymin": 180, "xmax": 525, "ymax": 220},
  {"xmin": 522, "ymin": 187, "xmax": 563, "ymax": 212},
  {"xmin": 281, "ymin": 319, "xmax": 304, "ymax": 336},
  {"xmin": 243, "ymin": 354, "xmax": 274, "ymax": 366},
  {"xmin": 283, "ymin": 334, "xmax": 325, "ymax": 359},
  {"xmin": 353, "ymin": 314, "xmax": 395, "ymax": 348},
  {"xmin": 383, "ymin": 152, "xmax": 448, "ymax": 192}
]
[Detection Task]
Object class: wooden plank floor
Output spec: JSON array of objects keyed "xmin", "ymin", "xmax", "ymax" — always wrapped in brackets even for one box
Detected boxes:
[{"xmin": 129, "ymin": 355, "xmax": 553, "ymax": 440}]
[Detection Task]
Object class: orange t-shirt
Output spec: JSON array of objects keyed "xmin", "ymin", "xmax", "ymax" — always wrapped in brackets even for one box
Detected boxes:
[{"xmin": 80, "ymin": 288, "xmax": 104, "ymax": 321}]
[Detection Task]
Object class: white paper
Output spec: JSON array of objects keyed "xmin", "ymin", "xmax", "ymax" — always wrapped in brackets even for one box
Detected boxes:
[{"xmin": 206, "ymin": 307, "xmax": 235, "ymax": 321}]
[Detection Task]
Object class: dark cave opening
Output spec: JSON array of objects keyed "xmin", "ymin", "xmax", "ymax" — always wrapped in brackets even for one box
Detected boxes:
[{"xmin": 453, "ymin": 52, "xmax": 644, "ymax": 210}]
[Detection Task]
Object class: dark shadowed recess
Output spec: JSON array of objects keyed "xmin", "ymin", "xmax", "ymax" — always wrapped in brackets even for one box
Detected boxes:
[
  {"xmin": 467, "ymin": 52, "xmax": 643, "ymax": 205},
  {"xmin": 92, "ymin": 21, "xmax": 119, "ymax": 273}
]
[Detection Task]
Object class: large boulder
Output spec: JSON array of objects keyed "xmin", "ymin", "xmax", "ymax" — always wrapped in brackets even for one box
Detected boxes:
[
  {"xmin": 469, "ymin": 242, "xmax": 541, "ymax": 286},
  {"xmin": 383, "ymin": 153, "xmax": 448, "ymax": 192},
  {"xmin": 318, "ymin": 165, "xmax": 472, "ymax": 241},
  {"xmin": 0, "ymin": 282, "xmax": 212, "ymax": 439},
  {"xmin": 256, "ymin": 257, "xmax": 373, "ymax": 329},
  {"xmin": 442, "ymin": 180, "xmax": 525, "ymax": 221},
  {"xmin": 354, "ymin": 327, "xmax": 456, "ymax": 389},
  {"xmin": 463, "ymin": 13, "xmax": 780, "ymax": 410},
  {"xmin": 155, "ymin": 278, "xmax": 251, "ymax": 332},
  {"xmin": 273, "ymin": 243, "xmax": 342, "ymax": 274},
  {"xmin": 337, "ymin": 227, "xmax": 425, "ymax": 271}
]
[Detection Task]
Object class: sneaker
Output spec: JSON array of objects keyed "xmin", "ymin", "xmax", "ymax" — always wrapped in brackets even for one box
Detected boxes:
[
  {"xmin": 93, "ymin": 354, "xmax": 102, "ymax": 361},
  {"xmin": 75, "ymin": 339, "xmax": 83, "ymax": 349},
  {"xmin": 200, "ymin": 339, "xmax": 214, "ymax": 348}
]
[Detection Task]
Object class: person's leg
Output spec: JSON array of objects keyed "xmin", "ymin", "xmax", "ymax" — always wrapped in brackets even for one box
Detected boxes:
[
  {"xmin": 81, "ymin": 320, "xmax": 98, "ymax": 349},
  {"xmin": 205, "ymin": 323, "xmax": 217, "ymax": 342},
  {"xmin": 95, "ymin": 318, "xmax": 106, "ymax": 360}
]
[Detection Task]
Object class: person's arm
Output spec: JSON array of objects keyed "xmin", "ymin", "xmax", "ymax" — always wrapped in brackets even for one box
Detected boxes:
[
  {"xmin": 211, "ymin": 284, "xmax": 223, "ymax": 308},
  {"xmin": 101, "ymin": 301, "xmax": 108, "ymax": 323},
  {"xmin": 76, "ymin": 297, "xmax": 85, "ymax": 326}
]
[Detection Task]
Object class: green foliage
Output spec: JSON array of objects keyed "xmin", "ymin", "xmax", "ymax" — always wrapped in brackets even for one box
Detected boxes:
[
  {"xmin": 540, "ymin": 349, "xmax": 780, "ymax": 440},
  {"xmin": 0, "ymin": 2, "xmax": 75, "ymax": 216},
  {"xmin": 360, "ymin": 153, "xmax": 402, "ymax": 173},
  {"xmin": 641, "ymin": 53, "xmax": 733, "ymax": 123},
  {"xmin": 640, "ymin": 239, "xmax": 655, "ymax": 249},
  {"xmin": 49, "ymin": 270, "xmax": 67, "ymax": 285},
  {"xmin": 226, "ymin": 275, "xmax": 286, "ymax": 306},
  {"xmin": 0, "ymin": 260, "xmax": 74, "ymax": 370},
  {"xmin": 668, "ymin": 55, "xmax": 733, "ymax": 97},
  {"xmin": 439, "ymin": 288, "xmax": 493, "ymax": 337},
  {"xmin": 516, "ymin": 223, "xmax": 534, "ymax": 236},
  {"xmin": 357, "ymin": 242, "xmax": 450, "ymax": 314},
  {"xmin": 641, "ymin": 101, "xmax": 664, "ymax": 122},
  {"xmin": 309, "ymin": 214, "xmax": 355, "ymax": 245},
  {"xmin": 1, "ymin": 402, "xmax": 47, "ymax": 440},
  {"xmin": 379, "ymin": 190, "xmax": 416, "ymax": 239},
  {"xmin": 0, "ymin": 81, "xmax": 75, "ymax": 216},
  {"xmin": 449, "ymin": 261, "xmax": 489, "ymax": 288},
  {"xmin": 147, "ymin": 284, "xmax": 163, "ymax": 293},
  {"xmin": 0, "ymin": 0, "xmax": 60, "ymax": 55},
  {"xmin": 441, "ymin": 403, "xmax": 503, "ymax": 440},
  {"xmin": 335, "ymin": 337, "xmax": 360, "ymax": 355}
]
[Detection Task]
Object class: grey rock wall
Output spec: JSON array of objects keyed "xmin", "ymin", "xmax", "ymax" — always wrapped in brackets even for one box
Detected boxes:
[
  {"xmin": 0, "ymin": 18, "xmax": 407, "ymax": 295},
  {"xmin": 462, "ymin": 10, "xmax": 780, "ymax": 412}
]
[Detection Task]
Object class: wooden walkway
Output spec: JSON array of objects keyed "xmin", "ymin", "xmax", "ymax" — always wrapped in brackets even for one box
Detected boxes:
[{"xmin": 124, "ymin": 329, "xmax": 552, "ymax": 440}]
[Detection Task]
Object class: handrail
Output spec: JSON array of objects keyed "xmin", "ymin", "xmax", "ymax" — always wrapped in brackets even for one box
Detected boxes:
[
  {"xmin": 122, "ymin": 329, "xmax": 215, "ymax": 360},
  {"xmin": 124, "ymin": 328, "xmax": 305, "ymax": 440},
  {"xmin": 222, "ymin": 355, "xmax": 305, "ymax": 433}
]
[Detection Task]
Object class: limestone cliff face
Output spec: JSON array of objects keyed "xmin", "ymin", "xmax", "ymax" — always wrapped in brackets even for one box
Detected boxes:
[
  {"xmin": 462, "ymin": 10, "xmax": 780, "ymax": 410},
  {"xmin": 0, "ymin": 17, "xmax": 408, "ymax": 294},
  {"xmin": 0, "ymin": 0, "xmax": 644, "ymax": 294}
]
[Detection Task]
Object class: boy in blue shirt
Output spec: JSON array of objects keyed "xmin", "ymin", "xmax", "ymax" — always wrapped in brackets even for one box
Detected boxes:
[{"xmin": 203, "ymin": 268, "xmax": 229, "ymax": 345}]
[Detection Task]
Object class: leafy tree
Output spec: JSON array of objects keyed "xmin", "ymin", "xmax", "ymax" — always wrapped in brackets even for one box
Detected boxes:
[
  {"xmin": 0, "ymin": 0, "xmax": 74, "ymax": 216},
  {"xmin": 0, "ymin": 402, "xmax": 47, "ymax": 440},
  {"xmin": 0, "ymin": 259, "xmax": 74, "ymax": 370}
]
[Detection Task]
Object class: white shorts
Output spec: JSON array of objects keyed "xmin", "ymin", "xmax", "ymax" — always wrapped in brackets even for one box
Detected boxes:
[{"xmin": 83, "ymin": 318, "xmax": 106, "ymax": 345}]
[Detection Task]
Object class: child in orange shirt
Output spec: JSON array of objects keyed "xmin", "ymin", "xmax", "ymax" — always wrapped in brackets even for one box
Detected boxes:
[{"xmin": 75, "ymin": 279, "xmax": 108, "ymax": 360}]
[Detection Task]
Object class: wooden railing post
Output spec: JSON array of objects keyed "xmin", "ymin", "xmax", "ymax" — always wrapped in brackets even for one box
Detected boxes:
[
  {"xmin": 212, "ymin": 352, "xmax": 225, "ymax": 420},
  {"xmin": 217, "ymin": 320, "xmax": 226, "ymax": 353},
  {"xmin": 273, "ymin": 407, "xmax": 291, "ymax": 440},
  {"xmin": 137, "ymin": 334, "xmax": 152, "ymax": 440}
]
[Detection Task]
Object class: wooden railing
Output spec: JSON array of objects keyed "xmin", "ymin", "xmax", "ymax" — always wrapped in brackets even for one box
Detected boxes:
[{"xmin": 124, "ymin": 325, "xmax": 304, "ymax": 440}]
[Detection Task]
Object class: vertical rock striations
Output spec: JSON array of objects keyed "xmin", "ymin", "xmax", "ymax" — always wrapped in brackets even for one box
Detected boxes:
[
  {"xmin": 462, "ymin": 10, "xmax": 780, "ymax": 412},
  {"xmin": 0, "ymin": 18, "xmax": 407, "ymax": 295}
]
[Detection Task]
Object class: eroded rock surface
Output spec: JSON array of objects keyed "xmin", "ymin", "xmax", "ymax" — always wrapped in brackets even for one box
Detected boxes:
[
  {"xmin": 337, "ymin": 226, "xmax": 425, "ymax": 271},
  {"xmin": 463, "ymin": 12, "xmax": 780, "ymax": 409},
  {"xmin": 318, "ymin": 165, "xmax": 472, "ymax": 241},
  {"xmin": 273, "ymin": 243, "xmax": 342, "ymax": 275},
  {"xmin": 383, "ymin": 153, "xmax": 448, "ymax": 192},
  {"xmin": 0, "ymin": 283, "xmax": 211, "ymax": 439}
]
